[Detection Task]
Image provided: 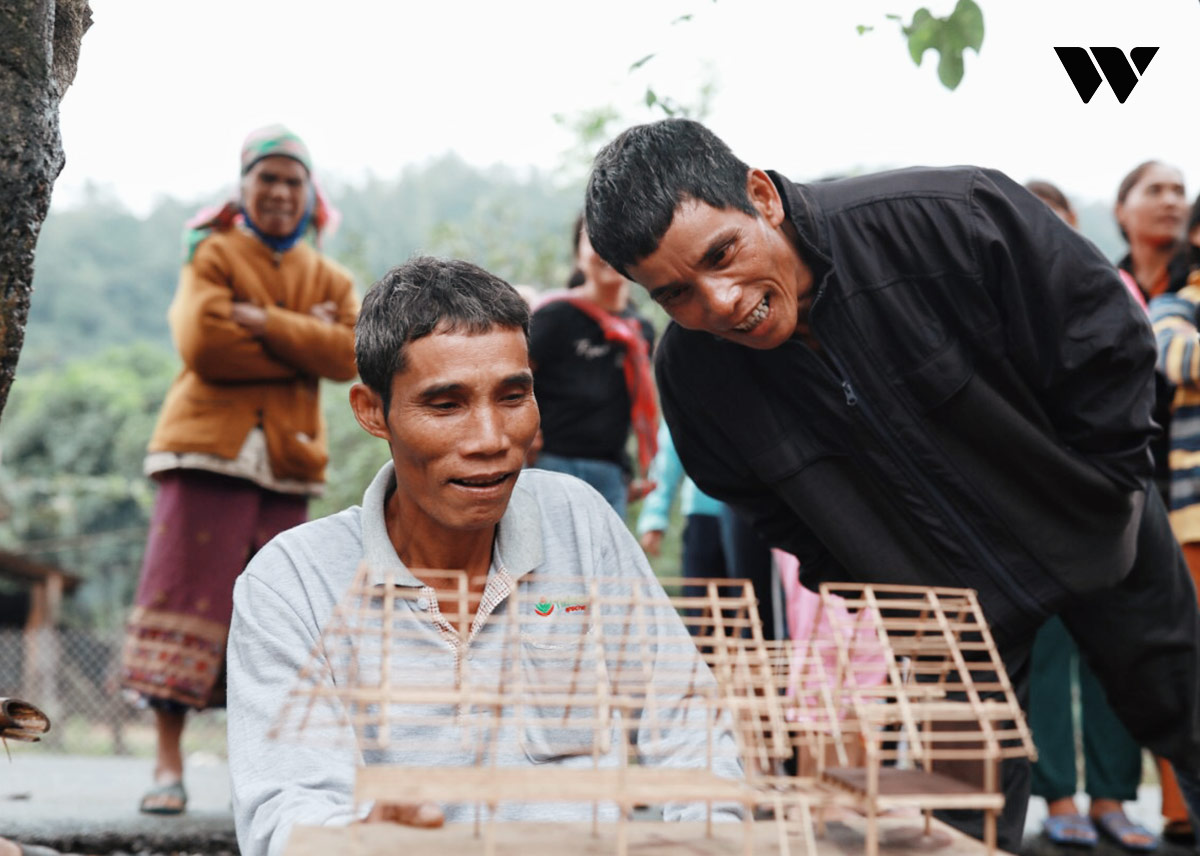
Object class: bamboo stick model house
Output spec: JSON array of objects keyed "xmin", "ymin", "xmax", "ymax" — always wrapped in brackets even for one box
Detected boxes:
[{"xmin": 274, "ymin": 567, "xmax": 1033, "ymax": 856}]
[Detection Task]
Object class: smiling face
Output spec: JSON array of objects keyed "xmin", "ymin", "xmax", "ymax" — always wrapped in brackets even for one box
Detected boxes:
[
  {"xmin": 351, "ymin": 326, "xmax": 539, "ymax": 549},
  {"xmin": 1116, "ymin": 163, "xmax": 1187, "ymax": 247},
  {"xmin": 626, "ymin": 169, "xmax": 813, "ymax": 350},
  {"xmin": 240, "ymin": 155, "xmax": 310, "ymax": 238}
]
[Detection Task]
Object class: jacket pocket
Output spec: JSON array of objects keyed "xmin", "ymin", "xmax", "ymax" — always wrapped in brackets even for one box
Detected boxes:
[{"xmin": 518, "ymin": 631, "xmax": 607, "ymax": 762}]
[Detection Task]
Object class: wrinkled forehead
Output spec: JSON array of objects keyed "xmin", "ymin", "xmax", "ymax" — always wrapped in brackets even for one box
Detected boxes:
[{"xmin": 396, "ymin": 324, "xmax": 531, "ymax": 383}]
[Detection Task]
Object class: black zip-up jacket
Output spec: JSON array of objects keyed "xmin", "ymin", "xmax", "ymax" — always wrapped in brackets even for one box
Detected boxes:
[{"xmin": 657, "ymin": 167, "xmax": 1158, "ymax": 644}]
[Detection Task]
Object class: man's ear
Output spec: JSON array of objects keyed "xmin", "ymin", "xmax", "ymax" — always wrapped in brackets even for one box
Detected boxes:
[
  {"xmin": 349, "ymin": 382, "xmax": 390, "ymax": 441},
  {"xmin": 746, "ymin": 168, "xmax": 785, "ymax": 228}
]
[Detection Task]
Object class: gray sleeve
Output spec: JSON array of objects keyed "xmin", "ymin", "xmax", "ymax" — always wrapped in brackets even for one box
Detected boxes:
[
  {"xmin": 227, "ymin": 561, "xmax": 362, "ymax": 856},
  {"xmin": 597, "ymin": 504, "xmax": 746, "ymax": 821}
]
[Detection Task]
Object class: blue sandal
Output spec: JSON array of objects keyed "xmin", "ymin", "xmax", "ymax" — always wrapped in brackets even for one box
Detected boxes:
[
  {"xmin": 139, "ymin": 780, "xmax": 187, "ymax": 815},
  {"xmin": 1043, "ymin": 813, "xmax": 1098, "ymax": 848},
  {"xmin": 1094, "ymin": 811, "xmax": 1157, "ymax": 852}
]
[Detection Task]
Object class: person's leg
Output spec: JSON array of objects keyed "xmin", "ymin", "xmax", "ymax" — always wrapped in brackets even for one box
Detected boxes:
[
  {"xmin": 1059, "ymin": 489, "xmax": 1200, "ymax": 831},
  {"xmin": 1157, "ymin": 758, "xmax": 1192, "ymax": 842},
  {"xmin": 1157, "ymin": 541, "xmax": 1200, "ymax": 842},
  {"xmin": 1079, "ymin": 651, "xmax": 1154, "ymax": 849},
  {"xmin": 718, "ymin": 504, "xmax": 780, "ymax": 639},
  {"xmin": 680, "ymin": 513, "xmax": 726, "ymax": 633},
  {"xmin": 1028, "ymin": 618, "xmax": 1083, "ymax": 808},
  {"xmin": 681, "ymin": 513, "xmax": 727, "ymax": 580},
  {"xmin": 154, "ymin": 705, "xmax": 186, "ymax": 782},
  {"xmin": 140, "ymin": 700, "xmax": 189, "ymax": 813}
]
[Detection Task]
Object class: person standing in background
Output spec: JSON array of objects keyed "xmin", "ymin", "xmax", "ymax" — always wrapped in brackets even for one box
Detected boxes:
[
  {"xmin": 119, "ymin": 125, "xmax": 359, "ymax": 815},
  {"xmin": 1115, "ymin": 161, "xmax": 1189, "ymax": 301},
  {"xmin": 1148, "ymin": 191, "xmax": 1200, "ymax": 846},
  {"xmin": 530, "ymin": 215, "xmax": 657, "ymax": 518}
]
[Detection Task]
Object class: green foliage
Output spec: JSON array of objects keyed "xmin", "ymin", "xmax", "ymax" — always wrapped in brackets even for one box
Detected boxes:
[
  {"xmin": 24, "ymin": 186, "xmax": 190, "ymax": 372},
  {"xmin": 310, "ymin": 380, "xmax": 390, "ymax": 521},
  {"xmin": 898, "ymin": 0, "xmax": 984, "ymax": 90},
  {"xmin": 0, "ymin": 343, "xmax": 179, "ymax": 628},
  {"xmin": 553, "ymin": 105, "xmax": 625, "ymax": 182}
]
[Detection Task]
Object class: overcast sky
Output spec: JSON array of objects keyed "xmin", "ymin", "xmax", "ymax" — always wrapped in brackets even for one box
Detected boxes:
[{"xmin": 56, "ymin": 0, "xmax": 1200, "ymax": 215}]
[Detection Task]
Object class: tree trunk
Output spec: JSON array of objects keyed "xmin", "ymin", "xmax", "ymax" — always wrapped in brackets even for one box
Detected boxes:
[{"xmin": 0, "ymin": 0, "xmax": 91, "ymax": 420}]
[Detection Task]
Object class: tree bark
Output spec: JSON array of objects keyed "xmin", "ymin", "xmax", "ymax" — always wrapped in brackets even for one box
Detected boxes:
[{"xmin": 0, "ymin": 0, "xmax": 91, "ymax": 420}]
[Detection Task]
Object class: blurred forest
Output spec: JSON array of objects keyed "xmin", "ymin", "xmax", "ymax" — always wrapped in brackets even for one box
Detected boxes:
[{"xmin": 0, "ymin": 151, "xmax": 1128, "ymax": 629}]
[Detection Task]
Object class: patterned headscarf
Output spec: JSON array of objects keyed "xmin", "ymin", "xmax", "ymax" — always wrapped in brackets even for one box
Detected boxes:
[
  {"xmin": 182, "ymin": 125, "xmax": 340, "ymax": 261},
  {"xmin": 240, "ymin": 124, "xmax": 312, "ymax": 175}
]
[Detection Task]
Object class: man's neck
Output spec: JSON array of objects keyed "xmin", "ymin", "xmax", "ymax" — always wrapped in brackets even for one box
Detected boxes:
[
  {"xmin": 384, "ymin": 494, "xmax": 496, "ymax": 586},
  {"xmin": 1129, "ymin": 239, "xmax": 1177, "ymax": 294}
]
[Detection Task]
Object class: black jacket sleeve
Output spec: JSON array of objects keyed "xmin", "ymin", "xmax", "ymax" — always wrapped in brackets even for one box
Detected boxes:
[
  {"xmin": 655, "ymin": 326, "xmax": 846, "ymax": 582},
  {"xmin": 969, "ymin": 168, "xmax": 1157, "ymax": 492}
]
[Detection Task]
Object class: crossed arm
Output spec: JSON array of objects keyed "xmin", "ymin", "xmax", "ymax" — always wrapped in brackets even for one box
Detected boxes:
[{"xmin": 170, "ymin": 242, "xmax": 358, "ymax": 384}]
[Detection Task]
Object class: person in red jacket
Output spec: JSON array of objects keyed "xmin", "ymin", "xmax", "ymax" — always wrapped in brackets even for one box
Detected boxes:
[{"xmin": 119, "ymin": 125, "xmax": 359, "ymax": 815}]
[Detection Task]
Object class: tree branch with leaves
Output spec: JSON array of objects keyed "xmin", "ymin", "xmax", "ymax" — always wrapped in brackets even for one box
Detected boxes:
[{"xmin": 860, "ymin": 0, "xmax": 985, "ymax": 90}]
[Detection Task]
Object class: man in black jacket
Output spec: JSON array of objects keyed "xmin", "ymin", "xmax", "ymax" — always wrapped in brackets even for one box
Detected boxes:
[{"xmin": 584, "ymin": 117, "xmax": 1200, "ymax": 848}]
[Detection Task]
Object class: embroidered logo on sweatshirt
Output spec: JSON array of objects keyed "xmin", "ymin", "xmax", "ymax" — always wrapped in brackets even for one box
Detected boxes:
[{"xmin": 533, "ymin": 599, "xmax": 588, "ymax": 617}]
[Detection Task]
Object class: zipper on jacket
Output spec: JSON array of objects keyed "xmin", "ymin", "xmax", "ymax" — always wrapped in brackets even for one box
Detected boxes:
[{"xmin": 808, "ymin": 285, "xmax": 1043, "ymax": 620}]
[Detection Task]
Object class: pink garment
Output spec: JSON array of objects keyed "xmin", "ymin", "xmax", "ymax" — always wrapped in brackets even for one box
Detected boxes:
[
  {"xmin": 1119, "ymin": 269, "xmax": 1147, "ymax": 309},
  {"xmin": 773, "ymin": 549, "xmax": 887, "ymax": 720}
]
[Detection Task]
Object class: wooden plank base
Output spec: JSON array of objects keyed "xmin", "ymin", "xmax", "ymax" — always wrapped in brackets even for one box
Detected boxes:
[
  {"xmin": 285, "ymin": 815, "xmax": 1010, "ymax": 856},
  {"xmin": 356, "ymin": 764, "xmax": 754, "ymax": 805},
  {"xmin": 822, "ymin": 769, "xmax": 1004, "ymax": 811}
]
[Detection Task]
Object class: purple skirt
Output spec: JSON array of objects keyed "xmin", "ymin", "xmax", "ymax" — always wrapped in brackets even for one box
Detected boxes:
[{"xmin": 120, "ymin": 469, "xmax": 306, "ymax": 709}]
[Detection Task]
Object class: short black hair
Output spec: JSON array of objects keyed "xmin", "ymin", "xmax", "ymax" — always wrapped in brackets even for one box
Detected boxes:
[
  {"xmin": 355, "ymin": 256, "xmax": 530, "ymax": 411},
  {"xmin": 584, "ymin": 118, "xmax": 756, "ymax": 277}
]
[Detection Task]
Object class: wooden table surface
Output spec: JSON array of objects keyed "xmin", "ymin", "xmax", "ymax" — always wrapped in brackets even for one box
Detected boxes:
[{"xmin": 285, "ymin": 813, "xmax": 1009, "ymax": 856}]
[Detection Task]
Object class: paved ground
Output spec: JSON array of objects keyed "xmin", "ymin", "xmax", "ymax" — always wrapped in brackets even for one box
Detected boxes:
[
  {"xmin": 0, "ymin": 747, "xmax": 235, "ymax": 854},
  {"xmin": 0, "ymin": 747, "xmax": 1191, "ymax": 855}
]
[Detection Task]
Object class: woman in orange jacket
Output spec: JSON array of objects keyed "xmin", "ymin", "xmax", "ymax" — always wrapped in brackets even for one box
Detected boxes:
[{"xmin": 119, "ymin": 125, "xmax": 359, "ymax": 815}]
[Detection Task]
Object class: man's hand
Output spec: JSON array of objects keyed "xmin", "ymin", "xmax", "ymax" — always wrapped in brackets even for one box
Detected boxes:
[
  {"xmin": 309, "ymin": 300, "xmax": 338, "ymax": 324},
  {"xmin": 231, "ymin": 302, "xmax": 268, "ymax": 337},
  {"xmin": 363, "ymin": 801, "xmax": 444, "ymax": 828},
  {"xmin": 627, "ymin": 478, "xmax": 656, "ymax": 505},
  {"xmin": 640, "ymin": 529, "xmax": 664, "ymax": 557}
]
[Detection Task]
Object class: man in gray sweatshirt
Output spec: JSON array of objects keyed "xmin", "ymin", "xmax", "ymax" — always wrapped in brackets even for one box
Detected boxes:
[{"xmin": 225, "ymin": 256, "xmax": 743, "ymax": 856}]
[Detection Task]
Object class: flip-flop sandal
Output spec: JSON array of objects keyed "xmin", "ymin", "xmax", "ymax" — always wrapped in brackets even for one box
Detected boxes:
[
  {"xmin": 1094, "ymin": 811, "xmax": 1158, "ymax": 852},
  {"xmin": 139, "ymin": 780, "xmax": 187, "ymax": 816},
  {"xmin": 1044, "ymin": 813, "xmax": 1099, "ymax": 847}
]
